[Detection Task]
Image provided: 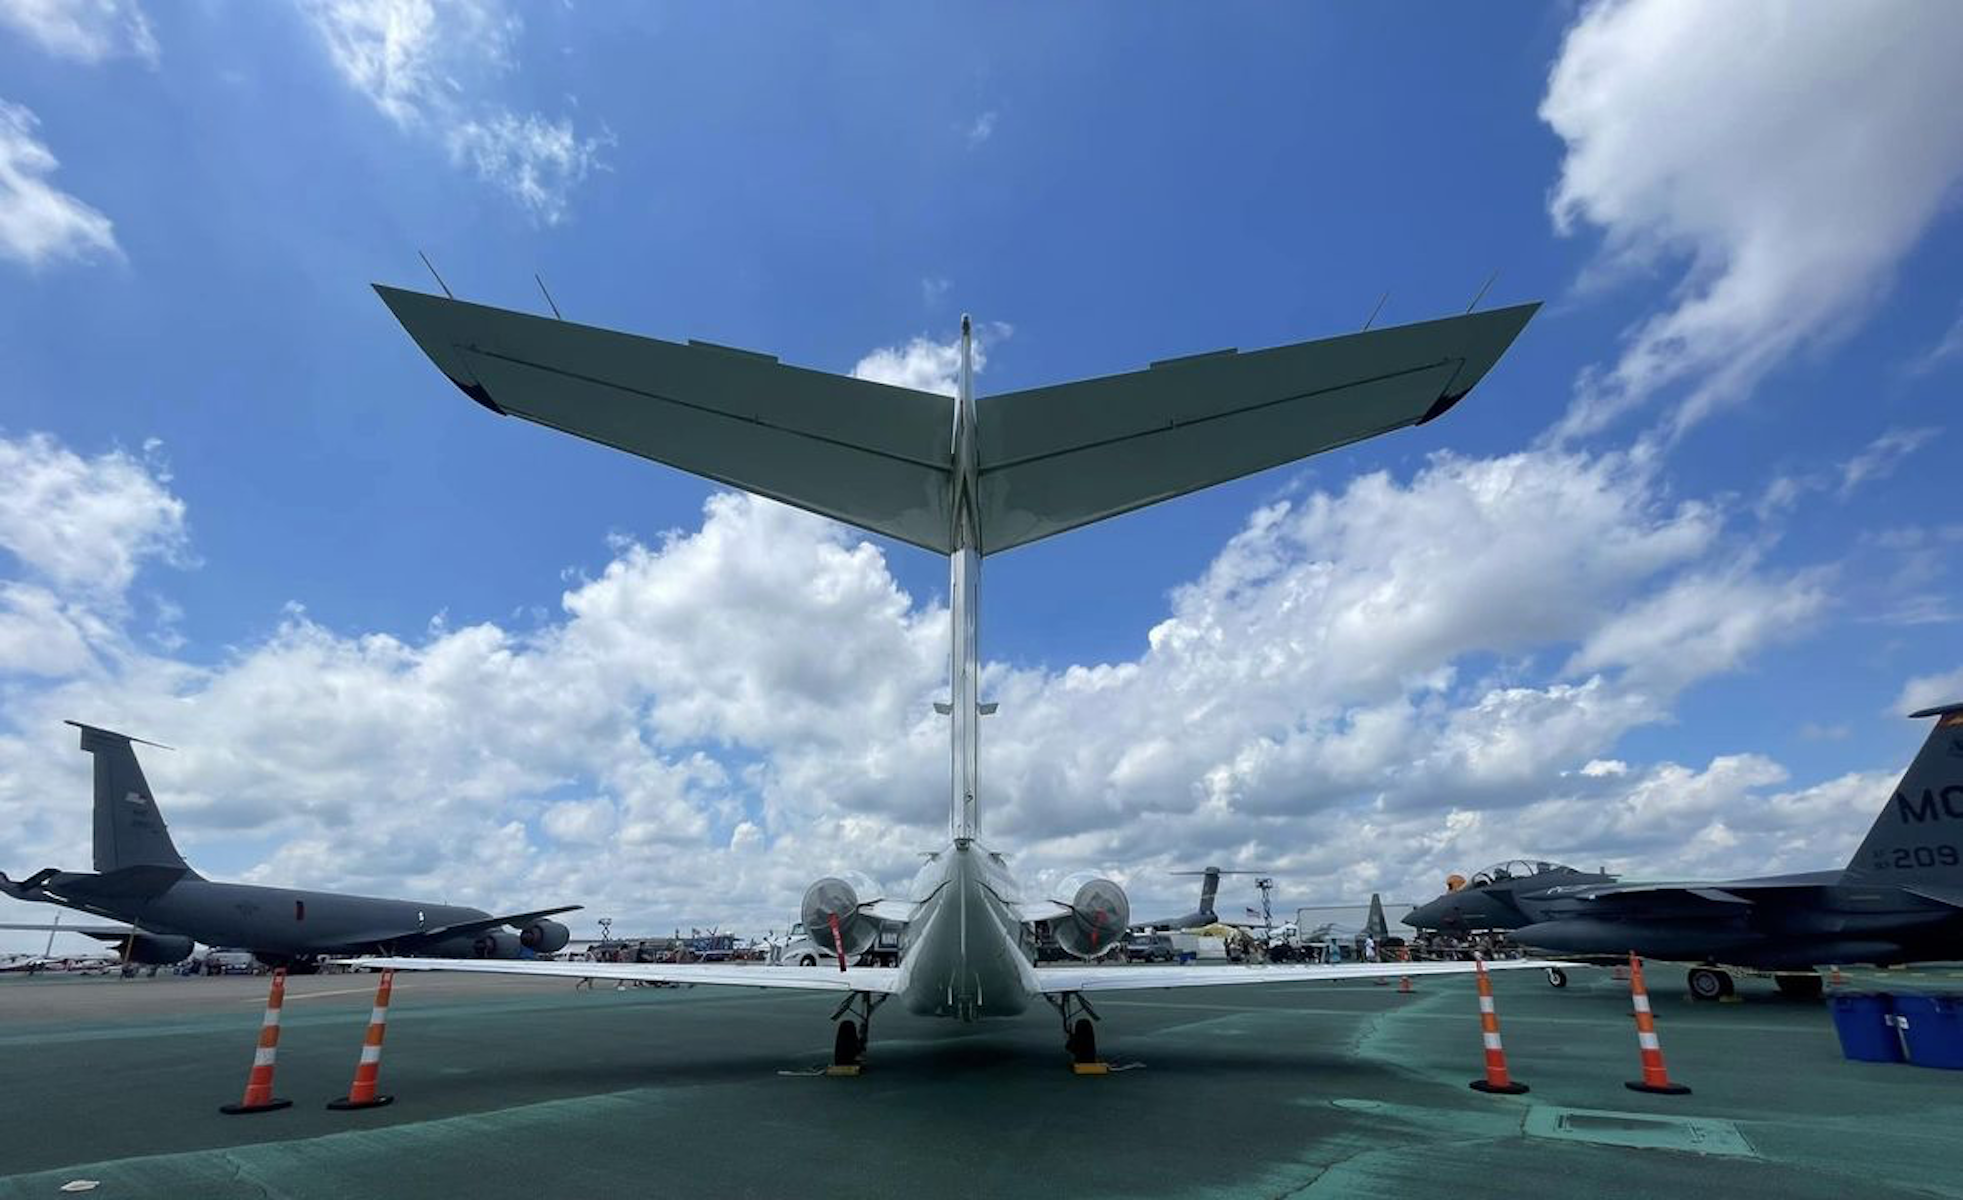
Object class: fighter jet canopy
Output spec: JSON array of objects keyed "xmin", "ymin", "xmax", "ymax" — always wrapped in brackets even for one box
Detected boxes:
[{"xmin": 1465, "ymin": 860, "xmax": 1580, "ymax": 889}]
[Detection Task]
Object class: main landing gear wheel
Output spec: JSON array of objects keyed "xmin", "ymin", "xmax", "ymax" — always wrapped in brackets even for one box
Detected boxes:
[
  {"xmin": 1546, "ymin": 967, "xmax": 1568, "ymax": 988},
  {"xmin": 1686, "ymin": 967, "xmax": 1734, "ymax": 1001},
  {"xmin": 833, "ymin": 1020, "xmax": 864, "ymax": 1067},
  {"xmin": 1774, "ymin": 972, "xmax": 1824, "ymax": 1000},
  {"xmin": 1048, "ymin": 991, "xmax": 1103, "ymax": 1067},
  {"xmin": 827, "ymin": 990, "xmax": 883, "ymax": 1071},
  {"xmin": 798, "ymin": 954, "xmax": 818, "ymax": 967},
  {"xmin": 1068, "ymin": 1018, "xmax": 1098, "ymax": 1064}
]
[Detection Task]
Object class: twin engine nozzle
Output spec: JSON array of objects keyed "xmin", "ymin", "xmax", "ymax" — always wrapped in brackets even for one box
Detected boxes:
[
  {"xmin": 801, "ymin": 874, "xmax": 880, "ymax": 959},
  {"xmin": 1050, "ymin": 873, "xmax": 1130, "ymax": 960}
]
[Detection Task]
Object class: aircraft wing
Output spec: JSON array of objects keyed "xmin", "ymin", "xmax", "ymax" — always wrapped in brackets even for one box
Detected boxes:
[
  {"xmin": 343, "ymin": 956, "xmax": 903, "ymax": 994},
  {"xmin": 1033, "ymin": 958, "xmax": 1568, "ymax": 995},
  {"xmin": 376, "ymin": 287, "xmax": 957, "ymax": 553},
  {"xmin": 974, "ymin": 303, "xmax": 1539, "ymax": 553},
  {"xmin": 1011, "ymin": 900, "xmax": 1073, "ymax": 925},
  {"xmin": 0, "ymin": 922, "xmax": 140, "ymax": 944},
  {"xmin": 355, "ymin": 905, "xmax": 583, "ymax": 952},
  {"xmin": 858, "ymin": 898, "xmax": 915, "ymax": 923},
  {"xmin": 1550, "ymin": 874, "xmax": 1840, "ymax": 905}
]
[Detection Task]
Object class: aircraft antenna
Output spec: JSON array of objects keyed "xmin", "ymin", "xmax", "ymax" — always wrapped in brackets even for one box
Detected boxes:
[
  {"xmin": 535, "ymin": 273, "xmax": 564, "ymax": 320},
  {"xmin": 1361, "ymin": 291, "xmax": 1389, "ymax": 331},
  {"xmin": 1464, "ymin": 269, "xmax": 1499, "ymax": 314},
  {"xmin": 419, "ymin": 250, "xmax": 455, "ymax": 299}
]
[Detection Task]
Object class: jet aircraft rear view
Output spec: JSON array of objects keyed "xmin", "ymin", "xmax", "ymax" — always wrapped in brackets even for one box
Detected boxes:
[
  {"xmin": 350, "ymin": 285, "xmax": 1555, "ymax": 1068},
  {"xmin": 0, "ymin": 722, "xmax": 579, "ymax": 971}
]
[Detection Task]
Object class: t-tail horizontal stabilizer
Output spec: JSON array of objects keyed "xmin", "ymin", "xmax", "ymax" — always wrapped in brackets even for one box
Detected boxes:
[{"xmin": 375, "ymin": 287, "xmax": 1537, "ymax": 555}]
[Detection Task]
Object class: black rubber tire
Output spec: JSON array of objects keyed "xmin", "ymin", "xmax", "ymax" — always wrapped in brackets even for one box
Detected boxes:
[
  {"xmin": 1071, "ymin": 1018, "xmax": 1097, "ymax": 1064},
  {"xmin": 833, "ymin": 1020, "xmax": 863, "ymax": 1066},
  {"xmin": 1687, "ymin": 967, "xmax": 1730, "ymax": 1001},
  {"xmin": 1774, "ymin": 973, "xmax": 1824, "ymax": 999},
  {"xmin": 1546, "ymin": 967, "xmax": 1568, "ymax": 988},
  {"xmin": 799, "ymin": 954, "xmax": 817, "ymax": 967}
]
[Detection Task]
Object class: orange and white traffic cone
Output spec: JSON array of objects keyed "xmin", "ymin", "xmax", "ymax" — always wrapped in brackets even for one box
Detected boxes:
[
  {"xmin": 220, "ymin": 968, "xmax": 293, "ymax": 1114},
  {"xmin": 1468, "ymin": 957, "xmax": 1528, "ymax": 1094},
  {"xmin": 1829, "ymin": 965, "xmax": 1847, "ymax": 988},
  {"xmin": 1624, "ymin": 954, "xmax": 1691, "ymax": 1095},
  {"xmin": 328, "ymin": 969, "xmax": 397, "ymax": 1110},
  {"xmin": 1398, "ymin": 975, "xmax": 1414, "ymax": 994}
]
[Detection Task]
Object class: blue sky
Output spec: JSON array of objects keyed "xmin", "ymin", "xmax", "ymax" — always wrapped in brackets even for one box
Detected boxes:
[{"xmin": 2, "ymin": 1, "xmax": 1960, "ymax": 943}]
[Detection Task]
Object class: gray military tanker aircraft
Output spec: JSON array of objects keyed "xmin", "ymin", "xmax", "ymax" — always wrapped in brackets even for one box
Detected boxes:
[
  {"xmin": 0, "ymin": 723, "xmax": 579, "ymax": 971},
  {"xmin": 1417, "ymin": 705, "xmax": 1963, "ymax": 1001},
  {"xmin": 351, "ymin": 285, "xmax": 1558, "ymax": 1069}
]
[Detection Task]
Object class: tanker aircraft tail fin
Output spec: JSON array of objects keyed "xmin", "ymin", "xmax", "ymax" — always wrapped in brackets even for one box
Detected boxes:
[{"xmin": 66, "ymin": 722, "xmax": 195, "ymax": 877}]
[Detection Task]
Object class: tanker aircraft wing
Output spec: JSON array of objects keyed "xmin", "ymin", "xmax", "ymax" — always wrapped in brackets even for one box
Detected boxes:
[
  {"xmin": 360, "ymin": 904, "xmax": 585, "ymax": 951},
  {"xmin": 349, "ymin": 956, "xmax": 902, "ymax": 994}
]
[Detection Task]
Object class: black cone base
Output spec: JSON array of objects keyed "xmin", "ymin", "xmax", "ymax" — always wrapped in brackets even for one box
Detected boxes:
[
  {"xmin": 1625, "ymin": 1080, "xmax": 1692, "ymax": 1095},
  {"xmin": 1469, "ymin": 1079, "xmax": 1529, "ymax": 1094},
  {"xmin": 219, "ymin": 1098, "xmax": 292, "ymax": 1115},
  {"xmin": 327, "ymin": 1094, "xmax": 395, "ymax": 1110}
]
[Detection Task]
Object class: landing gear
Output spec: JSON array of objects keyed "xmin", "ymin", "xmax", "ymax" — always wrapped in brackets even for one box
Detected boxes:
[
  {"xmin": 1686, "ymin": 967, "xmax": 1734, "ymax": 1001},
  {"xmin": 1047, "ymin": 992, "xmax": 1102, "ymax": 1064},
  {"xmin": 1774, "ymin": 972, "xmax": 1824, "ymax": 1000},
  {"xmin": 833, "ymin": 1020, "xmax": 863, "ymax": 1066},
  {"xmin": 1545, "ymin": 967, "xmax": 1568, "ymax": 989},
  {"xmin": 828, "ymin": 990, "xmax": 883, "ymax": 1070},
  {"xmin": 1068, "ymin": 1018, "xmax": 1097, "ymax": 1063}
]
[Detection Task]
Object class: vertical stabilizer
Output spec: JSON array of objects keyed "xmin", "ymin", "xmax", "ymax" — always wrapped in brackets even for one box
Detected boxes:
[
  {"xmin": 1846, "ymin": 704, "xmax": 1963, "ymax": 886},
  {"xmin": 1197, "ymin": 867, "xmax": 1222, "ymax": 921},
  {"xmin": 66, "ymin": 722, "xmax": 192, "ymax": 875},
  {"xmin": 1364, "ymin": 893, "xmax": 1389, "ymax": 941}
]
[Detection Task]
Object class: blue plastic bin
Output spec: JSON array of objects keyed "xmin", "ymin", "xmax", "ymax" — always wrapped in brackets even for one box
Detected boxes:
[
  {"xmin": 1829, "ymin": 993, "xmax": 1903, "ymax": 1063},
  {"xmin": 1892, "ymin": 994, "xmax": 1963, "ymax": 1069}
]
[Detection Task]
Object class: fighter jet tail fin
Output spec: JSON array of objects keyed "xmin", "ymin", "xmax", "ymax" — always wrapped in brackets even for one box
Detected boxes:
[
  {"xmin": 1364, "ymin": 893, "xmax": 1389, "ymax": 941},
  {"xmin": 1845, "ymin": 703, "xmax": 1963, "ymax": 885},
  {"xmin": 65, "ymin": 722, "xmax": 195, "ymax": 877}
]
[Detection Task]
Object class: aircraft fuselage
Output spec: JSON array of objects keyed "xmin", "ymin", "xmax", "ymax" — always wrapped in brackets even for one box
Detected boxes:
[{"xmin": 16, "ymin": 868, "xmax": 492, "ymax": 958}]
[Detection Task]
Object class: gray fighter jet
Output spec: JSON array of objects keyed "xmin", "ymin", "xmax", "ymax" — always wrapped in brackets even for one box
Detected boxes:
[
  {"xmin": 1403, "ymin": 861, "xmax": 1617, "ymax": 935},
  {"xmin": 0, "ymin": 723, "xmax": 579, "ymax": 971},
  {"xmin": 1422, "ymin": 705, "xmax": 1963, "ymax": 1000}
]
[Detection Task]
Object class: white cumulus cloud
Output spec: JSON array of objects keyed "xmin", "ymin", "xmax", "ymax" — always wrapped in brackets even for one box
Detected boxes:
[
  {"xmin": 0, "ymin": 101, "xmax": 119, "ymax": 268},
  {"xmin": 1542, "ymin": 0, "xmax": 1963, "ymax": 440},
  {"xmin": 0, "ymin": 0, "xmax": 156, "ymax": 63},
  {"xmin": 298, "ymin": 0, "xmax": 606, "ymax": 224}
]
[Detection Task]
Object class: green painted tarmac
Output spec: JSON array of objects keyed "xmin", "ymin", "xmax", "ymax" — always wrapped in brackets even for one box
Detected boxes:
[{"xmin": 1, "ymin": 966, "xmax": 1959, "ymax": 1199}]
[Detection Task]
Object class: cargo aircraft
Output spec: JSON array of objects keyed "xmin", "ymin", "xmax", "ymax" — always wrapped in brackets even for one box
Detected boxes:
[{"xmin": 353, "ymin": 286, "xmax": 1554, "ymax": 1067}]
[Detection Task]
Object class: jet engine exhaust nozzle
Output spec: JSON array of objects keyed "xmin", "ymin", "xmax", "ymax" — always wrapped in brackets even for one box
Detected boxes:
[
  {"xmin": 518, "ymin": 918, "xmax": 569, "ymax": 954},
  {"xmin": 1051, "ymin": 873, "xmax": 1130, "ymax": 960},
  {"xmin": 800, "ymin": 876, "xmax": 878, "ymax": 959}
]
